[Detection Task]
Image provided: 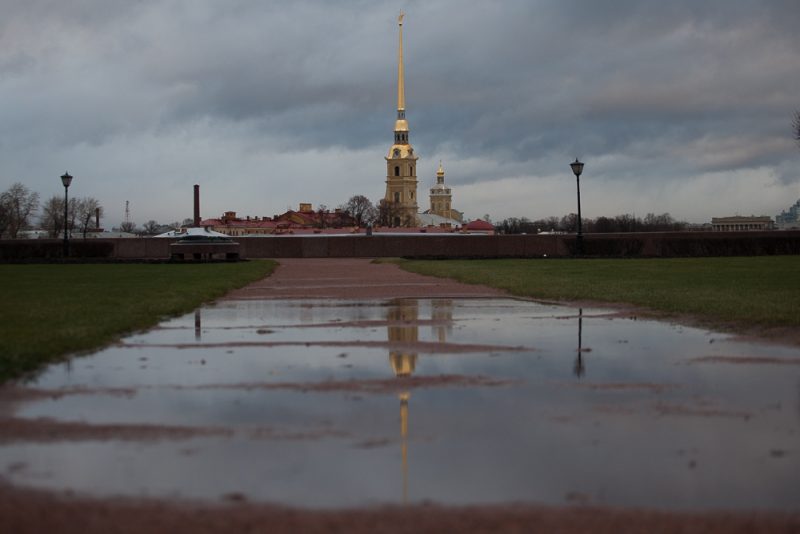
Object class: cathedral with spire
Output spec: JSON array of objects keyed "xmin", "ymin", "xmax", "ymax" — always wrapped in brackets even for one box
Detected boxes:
[{"xmin": 381, "ymin": 12, "xmax": 462, "ymax": 228}]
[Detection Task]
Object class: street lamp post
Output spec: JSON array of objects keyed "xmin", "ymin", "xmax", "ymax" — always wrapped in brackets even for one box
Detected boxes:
[
  {"xmin": 61, "ymin": 172, "xmax": 73, "ymax": 257},
  {"xmin": 569, "ymin": 158, "xmax": 584, "ymax": 256}
]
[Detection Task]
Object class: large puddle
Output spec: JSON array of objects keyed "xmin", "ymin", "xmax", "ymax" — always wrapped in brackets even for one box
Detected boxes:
[{"xmin": 1, "ymin": 298, "xmax": 799, "ymax": 510}]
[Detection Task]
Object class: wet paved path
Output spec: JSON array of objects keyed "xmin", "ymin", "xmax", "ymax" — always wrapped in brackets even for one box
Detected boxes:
[{"xmin": 223, "ymin": 258, "xmax": 507, "ymax": 300}]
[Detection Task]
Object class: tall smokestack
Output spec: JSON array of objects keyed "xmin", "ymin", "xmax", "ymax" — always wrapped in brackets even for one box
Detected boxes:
[
  {"xmin": 95, "ymin": 208, "xmax": 100, "ymax": 230},
  {"xmin": 193, "ymin": 184, "xmax": 200, "ymax": 227}
]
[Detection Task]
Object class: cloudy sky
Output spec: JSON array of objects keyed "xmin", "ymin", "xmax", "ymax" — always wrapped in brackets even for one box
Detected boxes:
[{"xmin": 1, "ymin": 0, "xmax": 799, "ymax": 227}]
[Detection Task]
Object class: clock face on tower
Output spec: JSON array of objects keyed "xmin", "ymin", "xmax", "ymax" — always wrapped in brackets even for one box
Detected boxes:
[{"xmin": 393, "ymin": 148, "xmax": 400, "ymax": 157}]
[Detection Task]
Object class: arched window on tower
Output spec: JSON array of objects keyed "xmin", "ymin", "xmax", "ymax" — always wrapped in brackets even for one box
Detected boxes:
[
  {"xmin": 394, "ymin": 192, "xmax": 401, "ymax": 203},
  {"xmin": 394, "ymin": 166, "xmax": 400, "ymax": 177}
]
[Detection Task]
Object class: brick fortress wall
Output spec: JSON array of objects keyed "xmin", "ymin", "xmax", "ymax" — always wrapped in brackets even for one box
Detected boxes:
[{"xmin": 3, "ymin": 231, "xmax": 800, "ymax": 260}]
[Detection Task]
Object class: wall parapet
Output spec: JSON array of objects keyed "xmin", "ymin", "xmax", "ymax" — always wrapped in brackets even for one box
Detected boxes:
[{"xmin": 2, "ymin": 231, "xmax": 800, "ymax": 261}]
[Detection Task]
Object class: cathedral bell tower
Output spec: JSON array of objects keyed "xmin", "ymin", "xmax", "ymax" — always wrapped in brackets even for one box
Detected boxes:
[
  {"xmin": 429, "ymin": 161, "xmax": 453, "ymax": 220},
  {"xmin": 384, "ymin": 11, "xmax": 419, "ymax": 227}
]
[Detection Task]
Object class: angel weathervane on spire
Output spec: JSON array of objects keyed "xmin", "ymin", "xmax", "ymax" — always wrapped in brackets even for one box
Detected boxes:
[{"xmin": 398, "ymin": 10, "xmax": 404, "ymax": 25}]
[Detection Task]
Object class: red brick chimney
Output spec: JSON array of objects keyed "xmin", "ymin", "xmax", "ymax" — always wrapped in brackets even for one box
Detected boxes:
[{"xmin": 193, "ymin": 184, "xmax": 201, "ymax": 227}]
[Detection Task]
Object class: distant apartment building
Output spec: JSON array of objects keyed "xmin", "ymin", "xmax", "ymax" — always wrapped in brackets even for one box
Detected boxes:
[
  {"xmin": 710, "ymin": 216, "xmax": 774, "ymax": 232},
  {"xmin": 776, "ymin": 199, "xmax": 800, "ymax": 229}
]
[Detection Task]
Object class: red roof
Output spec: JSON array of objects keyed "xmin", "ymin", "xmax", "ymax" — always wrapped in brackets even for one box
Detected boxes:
[
  {"xmin": 465, "ymin": 219, "xmax": 494, "ymax": 231},
  {"xmin": 199, "ymin": 218, "xmax": 276, "ymax": 228}
]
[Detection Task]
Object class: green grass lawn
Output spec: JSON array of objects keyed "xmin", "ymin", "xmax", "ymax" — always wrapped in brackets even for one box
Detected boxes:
[
  {"xmin": 0, "ymin": 261, "xmax": 276, "ymax": 382},
  {"xmin": 398, "ymin": 256, "xmax": 800, "ymax": 330}
]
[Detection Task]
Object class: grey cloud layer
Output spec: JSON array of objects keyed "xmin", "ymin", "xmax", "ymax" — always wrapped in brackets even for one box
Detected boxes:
[{"xmin": 0, "ymin": 0, "xmax": 798, "ymax": 221}]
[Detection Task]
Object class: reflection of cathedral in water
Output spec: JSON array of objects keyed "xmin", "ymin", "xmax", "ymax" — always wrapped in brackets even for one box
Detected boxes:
[
  {"xmin": 388, "ymin": 299, "xmax": 419, "ymax": 377},
  {"xmin": 386, "ymin": 299, "xmax": 454, "ymax": 502},
  {"xmin": 387, "ymin": 298, "xmax": 454, "ymax": 375}
]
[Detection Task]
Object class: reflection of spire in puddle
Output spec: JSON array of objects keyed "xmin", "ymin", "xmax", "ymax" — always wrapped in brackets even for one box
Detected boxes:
[
  {"xmin": 194, "ymin": 309, "xmax": 202, "ymax": 341},
  {"xmin": 387, "ymin": 299, "xmax": 418, "ymax": 504},
  {"xmin": 574, "ymin": 308, "xmax": 585, "ymax": 378},
  {"xmin": 399, "ymin": 391, "xmax": 409, "ymax": 503},
  {"xmin": 386, "ymin": 299, "xmax": 455, "ymax": 503}
]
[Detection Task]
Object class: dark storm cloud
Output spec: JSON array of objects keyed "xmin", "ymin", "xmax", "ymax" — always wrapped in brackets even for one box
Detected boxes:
[{"xmin": 404, "ymin": 0, "xmax": 800, "ymax": 180}]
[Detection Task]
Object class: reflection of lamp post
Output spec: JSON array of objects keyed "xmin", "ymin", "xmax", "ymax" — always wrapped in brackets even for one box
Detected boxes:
[
  {"xmin": 569, "ymin": 158, "xmax": 584, "ymax": 256},
  {"xmin": 574, "ymin": 308, "xmax": 585, "ymax": 378},
  {"xmin": 61, "ymin": 172, "xmax": 73, "ymax": 257},
  {"xmin": 194, "ymin": 309, "xmax": 202, "ymax": 341}
]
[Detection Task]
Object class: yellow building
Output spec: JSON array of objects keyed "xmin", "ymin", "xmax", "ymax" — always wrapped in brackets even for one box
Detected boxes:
[
  {"xmin": 425, "ymin": 162, "xmax": 463, "ymax": 224},
  {"xmin": 429, "ymin": 162, "xmax": 452, "ymax": 219},
  {"xmin": 383, "ymin": 12, "xmax": 419, "ymax": 227}
]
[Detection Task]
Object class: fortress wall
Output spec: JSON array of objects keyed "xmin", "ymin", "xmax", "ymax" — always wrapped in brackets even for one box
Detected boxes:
[{"xmin": 3, "ymin": 231, "xmax": 800, "ymax": 260}]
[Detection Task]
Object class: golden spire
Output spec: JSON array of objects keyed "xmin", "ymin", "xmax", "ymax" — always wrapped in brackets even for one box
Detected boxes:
[{"xmin": 397, "ymin": 11, "xmax": 405, "ymax": 113}]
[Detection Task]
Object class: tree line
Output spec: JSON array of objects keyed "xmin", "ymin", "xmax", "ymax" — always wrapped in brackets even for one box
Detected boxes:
[
  {"xmin": 496, "ymin": 212, "xmax": 688, "ymax": 234},
  {"xmin": 0, "ymin": 182, "xmax": 196, "ymax": 238},
  {"xmin": 0, "ymin": 182, "xmax": 104, "ymax": 239},
  {"xmin": 0, "ymin": 184, "xmax": 689, "ymax": 240}
]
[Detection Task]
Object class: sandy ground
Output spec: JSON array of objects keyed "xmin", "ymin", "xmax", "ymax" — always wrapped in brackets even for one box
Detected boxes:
[{"xmin": 1, "ymin": 258, "xmax": 799, "ymax": 533}]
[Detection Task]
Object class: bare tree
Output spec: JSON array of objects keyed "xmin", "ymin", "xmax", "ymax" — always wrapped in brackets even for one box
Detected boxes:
[
  {"xmin": 0, "ymin": 183, "xmax": 39, "ymax": 238},
  {"xmin": 142, "ymin": 220, "xmax": 161, "ymax": 235},
  {"xmin": 378, "ymin": 199, "xmax": 408, "ymax": 227},
  {"xmin": 117, "ymin": 221, "xmax": 137, "ymax": 233},
  {"xmin": 66, "ymin": 197, "xmax": 80, "ymax": 238},
  {"xmin": 0, "ymin": 196, "xmax": 8, "ymax": 238},
  {"xmin": 559, "ymin": 213, "xmax": 578, "ymax": 233},
  {"xmin": 75, "ymin": 198, "xmax": 102, "ymax": 238},
  {"xmin": 341, "ymin": 195, "xmax": 377, "ymax": 226},
  {"xmin": 39, "ymin": 196, "xmax": 66, "ymax": 238}
]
